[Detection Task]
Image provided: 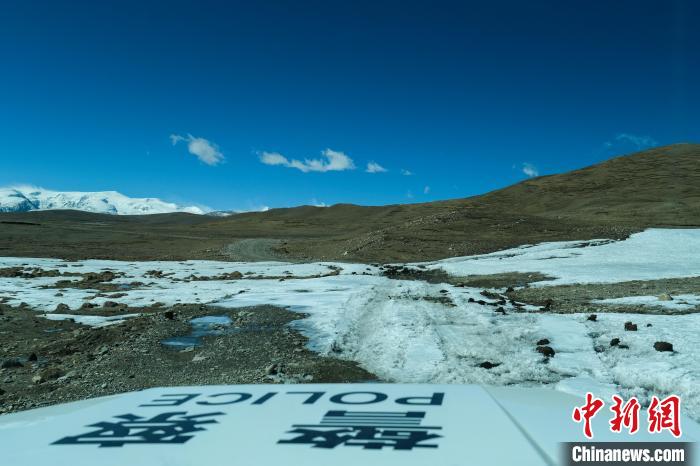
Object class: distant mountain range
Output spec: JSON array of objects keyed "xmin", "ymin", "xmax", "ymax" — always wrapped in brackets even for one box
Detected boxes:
[{"xmin": 0, "ymin": 186, "xmax": 205, "ymax": 215}]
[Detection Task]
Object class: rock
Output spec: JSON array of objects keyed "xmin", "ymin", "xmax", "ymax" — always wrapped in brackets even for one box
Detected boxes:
[
  {"xmin": 658, "ymin": 293, "xmax": 673, "ymax": 301},
  {"xmin": 587, "ymin": 314, "xmax": 597, "ymax": 322},
  {"xmin": 80, "ymin": 302, "xmax": 96, "ymax": 309},
  {"xmin": 478, "ymin": 361, "xmax": 500, "ymax": 369},
  {"xmin": 33, "ymin": 367, "xmax": 64, "ymax": 384},
  {"xmin": 103, "ymin": 301, "xmax": 120, "ymax": 308},
  {"xmin": 41, "ymin": 367, "xmax": 64, "ymax": 380},
  {"xmin": 96, "ymin": 345, "xmax": 109, "ymax": 356},
  {"xmin": 505, "ymin": 287, "xmax": 515, "ymax": 293},
  {"xmin": 536, "ymin": 345, "xmax": 555, "ymax": 357},
  {"xmin": 624, "ymin": 321, "xmax": 638, "ymax": 331},
  {"xmin": 27, "ymin": 353, "xmax": 37, "ymax": 362},
  {"xmin": 0, "ymin": 388, "xmax": 5, "ymax": 395},
  {"xmin": 179, "ymin": 346, "xmax": 195, "ymax": 353},
  {"xmin": 594, "ymin": 345, "xmax": 606, "ymax": 353},
  {"xmin": 57, "ymin": 370, "xmax": 78, "ymax": 382},
  {"xmin": 1, "ymin": 359, "xmax": 23, "ymax": 369},
  {"xmin": 55, "ymin": 303, "xmax": 70, "ymax": 312},
  {"xmin": 618, "ymin": 344, "xmax": 630, "ymax": 349},
  {"xmin": 537, "ymin": 338, "xmax": 550, "ymax": 346},
  {"xmin": 265, "ymin": 363, "xmax": 279, "ymax": 375},
  {"xmin": 646, "ymin": 323, "xmax": 652, "ymax": 327},
  {"xmin": 192, "ymin": 354, "xmax": 207, "ymax": 363},
  {"xmin": 495, "ymin": 307, "xmax": 507, "ymax": 314},
  {"xmin": 163, "ymin": 310, "xmax": 175, "ymax": 320},
  {"xmin": 610, "ymin": 338, "xmax": 621, "ymax": 347},
  {"xmin": 468, "ymin": 298, "xmax": 475, "ymax": 303},
  {"xmin": 653, "ymin": 341, "xmax": 674, "ymax": 352}
]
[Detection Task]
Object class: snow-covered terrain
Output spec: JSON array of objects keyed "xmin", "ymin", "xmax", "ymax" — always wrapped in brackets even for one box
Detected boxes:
[
  {"xmin": 1, "ymin": 229, "xmax": 700, "ymax": 419},
  {"xmin": 0, "ymin": 186, "xmax": 205, "ymax": 215},
  {"xmin": 420, "ymin": 228, "xmax": 700, "ymax": 285}
]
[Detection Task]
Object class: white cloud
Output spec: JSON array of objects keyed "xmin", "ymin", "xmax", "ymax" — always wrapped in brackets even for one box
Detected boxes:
[
  {"xmin": 423, "ymin": 185, "xmax": 430, "ymax": 194},
  {"xmin": 259, "ymin": 149, "xmax": 355, "ymax": 173},
  {"xmin": 521, "ymin": 163, "xmax": 539, "ymax": 177},
  {"xmin": 310, "ymin": 198, "xmax": 328, "ymax": 207},
  {"xmin": 366, "ymin": 162, "xmax": 387, "ymax": 173},
  {"xmin": 401, "ymin": 169, "xmax": 413, "ymax": 176},
  {"xmin": 170, "ymin": 134, "xmax": 224, "ymax": 166},
  {"xmin": 603, "ymin": 133, "xmax": 659, "ymax": 150}
]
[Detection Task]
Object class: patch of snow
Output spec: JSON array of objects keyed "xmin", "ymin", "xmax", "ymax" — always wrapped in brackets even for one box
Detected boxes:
[
  {"xmin": 420, "ymin": 229, "xmax": 700, "ymax": 286},
  {"xmin": 41, "ymin": 313, "xmax": 140, "ymax": 327},
  {"xmin": 593, "ymin": 294, "xmax": 700, "ymax": 310}
]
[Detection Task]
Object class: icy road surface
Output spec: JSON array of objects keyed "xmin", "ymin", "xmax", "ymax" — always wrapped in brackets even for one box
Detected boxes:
[{"xmin": 1, "ymin": 229, "xmax": 700, "ymax": 419}]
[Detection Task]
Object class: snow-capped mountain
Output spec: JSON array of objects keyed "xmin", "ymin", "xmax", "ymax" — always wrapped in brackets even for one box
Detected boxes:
[{"xmin": 0, "ymin": 186, "xmax": 205, "ymax": 215}]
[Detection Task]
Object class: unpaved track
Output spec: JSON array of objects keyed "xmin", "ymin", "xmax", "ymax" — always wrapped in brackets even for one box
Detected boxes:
[{"xmin": 222, "ymin": 238, "xmax": 292, "ymax": 262}]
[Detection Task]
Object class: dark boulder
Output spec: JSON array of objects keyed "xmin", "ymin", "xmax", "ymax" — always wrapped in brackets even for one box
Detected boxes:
[{"xmin": 653, "ymin": 341, "xmax": 674, "ymax": 352}]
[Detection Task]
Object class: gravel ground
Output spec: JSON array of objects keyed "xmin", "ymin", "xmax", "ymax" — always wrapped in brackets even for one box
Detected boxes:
[{"xmin": 0, "ymin": 303, "xmax": 375, "ymax": 415}]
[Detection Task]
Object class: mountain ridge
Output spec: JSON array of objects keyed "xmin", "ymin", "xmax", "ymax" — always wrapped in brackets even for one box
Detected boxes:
[
  {"xmin": 0, "ymin": 143, "xmax": 698, "ymax": 262},
  {"xmin": 0, "ymin": 186, "xmax": 205, "ymax": 215}
]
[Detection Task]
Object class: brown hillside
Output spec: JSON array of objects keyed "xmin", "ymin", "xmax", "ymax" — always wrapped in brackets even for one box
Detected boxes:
[{"xmin": 1, "ymin": 143, "xmax": 697, "ymax": 262}]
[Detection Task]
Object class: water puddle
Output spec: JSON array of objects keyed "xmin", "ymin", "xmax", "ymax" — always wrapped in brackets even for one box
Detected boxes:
[
  {"xmin": 161, "ymin": 315, "xmax": 232, "ymax": 348},
  {"xmin": 161, "ymin": 315, "xmax": 278, "ymax": 349}
]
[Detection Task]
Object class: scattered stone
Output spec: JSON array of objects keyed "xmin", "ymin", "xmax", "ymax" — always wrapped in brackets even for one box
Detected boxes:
[
  {"xmin": 587, "ymin": 314, "xmax": 597, "ymax": 322},
  {"xmin": 55, "ymin": 303, "xmax": 70, "ymax": 312},
  {"xmin": 624, "ymin": 321, "xmax": 638, "ymax": 331},
  {"xmin": 610, "ymin": 338, "xmax": 621, "ymax": 347},
  {"xmin": 658, "ymin": 293, "xmax": 673, "ymax": 301},
  {"xmin": 653, "ymin": 341, "xmax": 674, "ymax": 352},
  {"xmin": 33, "ymin": 367, "xmax": 64, "ymax": 384},
  {"xmin": 536, "ymin": 338, "xmax": 550, "ymax": 346},
  {"xmin": 536, "ymin": 345, "xmax": 555, "ymax": 357},
  {"xmin": 478, "ymin": 361, "xmax": 501, "ymax": 369}
]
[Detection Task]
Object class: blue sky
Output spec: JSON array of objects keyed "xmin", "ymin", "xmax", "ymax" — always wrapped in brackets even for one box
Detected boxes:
[{"xmin": 1, "ymin": 1, "xmax": 698, "ymax": 211}]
